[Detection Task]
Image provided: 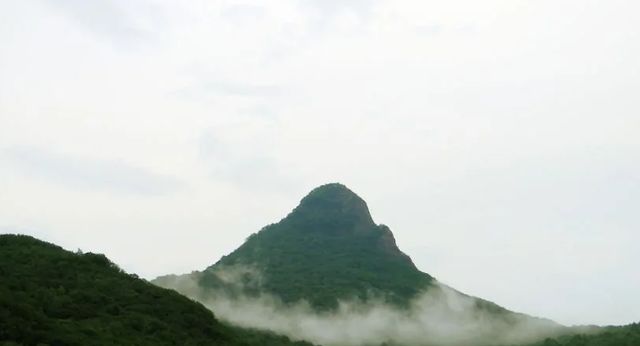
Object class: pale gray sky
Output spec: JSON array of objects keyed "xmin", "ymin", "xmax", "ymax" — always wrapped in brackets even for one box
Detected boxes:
[{"xmin": 1, "ymin": 0, "xmax": 639, "ymax": 326}]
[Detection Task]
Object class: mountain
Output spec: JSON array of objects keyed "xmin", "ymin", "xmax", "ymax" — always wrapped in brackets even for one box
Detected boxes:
[
  {"xmin": 0, "ymin": 234, "xmax": 313, "ymax": 346},
  {"xmin": 155, "ymin": 183, "xmax": 434, "ymax": 309},
  {"xmin": 153, "ymin": 184, "xmax": 553, "ymax": 321}
]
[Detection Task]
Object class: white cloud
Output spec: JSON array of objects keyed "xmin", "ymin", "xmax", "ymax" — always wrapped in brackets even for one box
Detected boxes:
[{"xmin": 4, "ymin": 146, "xmax": 183, "ymax": 195}]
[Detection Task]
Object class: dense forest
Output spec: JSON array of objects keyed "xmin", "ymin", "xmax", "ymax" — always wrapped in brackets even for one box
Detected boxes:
[{"xmin": 0, "ymin": 234, "xmax": 312, "ymax": 346}]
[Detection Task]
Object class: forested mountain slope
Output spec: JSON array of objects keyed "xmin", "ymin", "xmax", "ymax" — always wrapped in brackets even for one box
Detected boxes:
[
  {"xmin": 154, "ymin": 184, "xmax": 556, "ymax": 335},
  {"xmin": 0, "ymin": 234, "xmax": 312, "ymax": 346}
]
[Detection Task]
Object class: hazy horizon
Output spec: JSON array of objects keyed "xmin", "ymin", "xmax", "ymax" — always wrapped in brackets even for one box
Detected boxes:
[{"xmin": 1, "ymin": 0, "xmax": 639, "ymax": 327}]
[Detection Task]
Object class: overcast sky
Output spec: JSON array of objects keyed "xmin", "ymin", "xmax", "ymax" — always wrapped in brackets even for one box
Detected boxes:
[{"xmin": 1, "ymin": 0, "xmax": 639, "ymax": 326}]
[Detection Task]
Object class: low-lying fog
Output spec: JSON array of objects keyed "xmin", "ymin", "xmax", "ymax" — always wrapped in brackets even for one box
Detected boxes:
[{"xmin": 157, "ymin": 266, "xmax": 565, "ymax": 346}]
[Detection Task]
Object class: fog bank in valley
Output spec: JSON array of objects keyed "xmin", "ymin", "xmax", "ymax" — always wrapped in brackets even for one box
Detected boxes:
[{"xmin": 156, "ymin": 267, "xmax": 564, "ymax": 346}]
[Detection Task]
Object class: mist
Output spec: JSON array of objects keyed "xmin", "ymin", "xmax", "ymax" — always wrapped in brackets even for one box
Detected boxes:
[{"xmin": 156, "ymin": 266, "xmax": 565, "ymax": 346}]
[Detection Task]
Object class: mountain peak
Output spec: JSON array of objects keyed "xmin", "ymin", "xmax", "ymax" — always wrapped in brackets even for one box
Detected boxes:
[
  {"xmin": 288, "ymin": 183, "xmax": 375, "ymax": 230},
  {"xmin": 157, "ymin": 183, "xmax": 433, "ymax": 310},
  {"xmin": 301, "ymin": 183, "xmax": 364, "ymax": 205}
]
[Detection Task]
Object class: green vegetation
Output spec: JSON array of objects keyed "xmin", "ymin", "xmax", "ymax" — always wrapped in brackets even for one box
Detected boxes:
[
  {"xmin": 159, "ymin": 183, "xmax": 434, "ymax": 310},
  {"xmin": 510, "ymin": 323, "xmax": 640, "ymax": 346},
  {"xmin": 0, "ymin": 234, "xmax": 312, "ymax": 346}
]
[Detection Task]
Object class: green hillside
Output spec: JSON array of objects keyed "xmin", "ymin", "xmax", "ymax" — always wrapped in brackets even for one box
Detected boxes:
[
  {"xmin": 156, "ymin": 183, "xmax": 434, "ymax": 310},
  {"xmin": 0, "ymin": 234, "xmax": 312, "ymax": 346},
  {"xmin": 510, "ymin": 323, "xmax": 640, "ymax": 346}
]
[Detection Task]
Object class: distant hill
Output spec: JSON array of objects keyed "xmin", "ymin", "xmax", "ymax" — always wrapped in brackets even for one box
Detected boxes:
[
  {"xmin": 0, "ymin": 234, "xmax": 313, "ymax": 346},
  {"xmin": 508, "ymin": 323, "xmax": 640, "ymax": 346}
]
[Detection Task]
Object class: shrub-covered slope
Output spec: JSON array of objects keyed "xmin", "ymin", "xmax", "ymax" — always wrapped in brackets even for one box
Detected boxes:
[
  {"xmin": 0, "ymin": 234, "xmax": 312, "ymax": 346},
  {"xmin": 156, "ymin": 183, "xmax": 434, "ymax": 310}
]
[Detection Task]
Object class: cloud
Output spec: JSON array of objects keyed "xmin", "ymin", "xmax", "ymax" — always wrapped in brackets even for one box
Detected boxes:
[
  {"xmin": 184, "ymin": 80, "xmax": 281, "ymax": 98},
  {"xmin": 4, "ymin": 146, "xmax": 182, "ymax": 196},
  {"xmin": 156, "ymin": 267, "xmax": 564, "ymax": 346},
  {"xmin": 299, "ymin": 0, "xmax": 378, "ymax": 18},
  {"xmin": 198, "ymin": 131, "xmax": 298, "ymax": 193},
  {"xmin": 39, "ymin": 0, "xmax": 163, "ymax": 47},
  {"xmin": 220, "ymin": 4, "xmax": 267, "ymax": 23},
  {"xmin": 293, "ymin": 0, "xmax": 379, "ymax": 38},
  {"xmin": 414, "ymin": 24, "xmax": 444, "ymax": 36}
]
